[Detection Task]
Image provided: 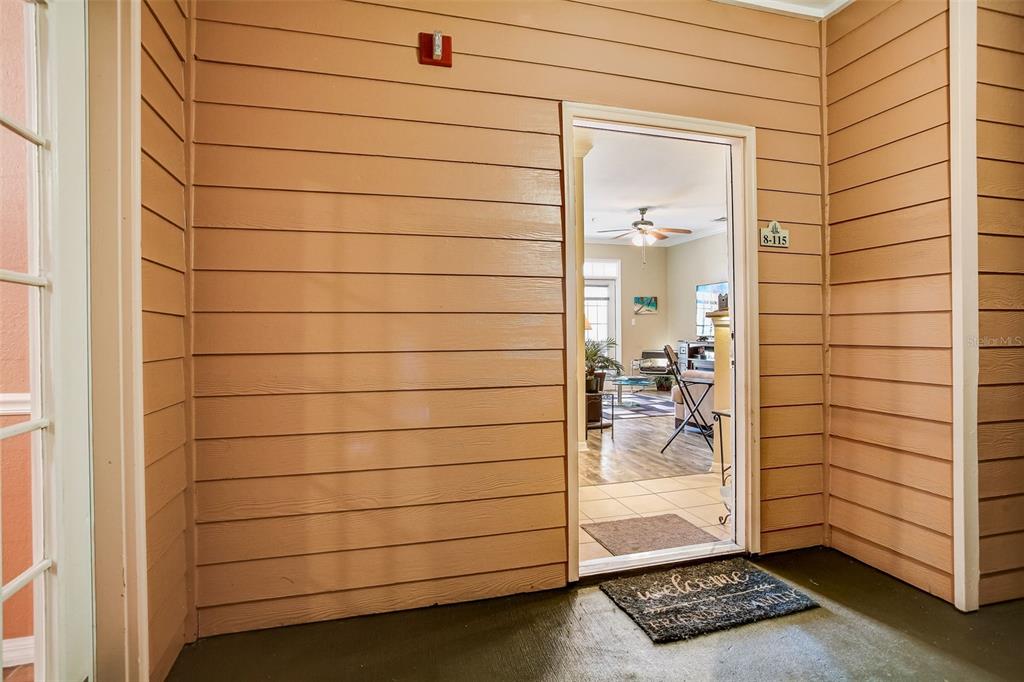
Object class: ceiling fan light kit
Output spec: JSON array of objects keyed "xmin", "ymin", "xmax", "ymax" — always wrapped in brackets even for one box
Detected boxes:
[{"xmin": 599, "ymin": 207, "xmax": 694, "ymax": 265}]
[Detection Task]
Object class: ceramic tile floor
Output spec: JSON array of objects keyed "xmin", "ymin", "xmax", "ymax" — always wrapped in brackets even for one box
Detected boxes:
[{"xmin": 579, "ymin": 472, "xmax": 732, "ymax": 561}]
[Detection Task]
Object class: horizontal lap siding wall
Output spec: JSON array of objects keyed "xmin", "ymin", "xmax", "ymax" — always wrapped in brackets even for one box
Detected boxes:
[
  {"xmin": 141, "ymin": 0, "xmax": 195, "ymax": 678},
  {"xmin": 189, "ymin": 0, "xmax": 825, "ymax": 635},
  {"xmin": 824, "ymin": 0, "xmax": 955, "ymax": 602},
  {"xmin": 977, "ymin": 0, "xmax": 1024, "ymax": 606}
]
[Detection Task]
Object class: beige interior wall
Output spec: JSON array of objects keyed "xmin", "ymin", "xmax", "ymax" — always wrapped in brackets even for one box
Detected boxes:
[
  {"xmin": 823, "ymin": 0, "xmax": 955, "ymax": 603},
  {"xmin": 585, "ymin": 232, "xmax": 731, "ymax": 369},
  {"xmin": 666, "ymin": 233, "xmax": 730, "ymax": 344},
  {"xmin": 183, "ymin": 0, "xmax": 827, "ymax": 635},
  {"xmin": 976, "ymin": 0, "xmax": 1024, "ymax": 606},
  {"xmin": 584, "ymin": 242, "xmax": 668, "ymax": 368},
  {"xmin": 140, "ymin": 0, "xmax": 195, "ymax": 678}
]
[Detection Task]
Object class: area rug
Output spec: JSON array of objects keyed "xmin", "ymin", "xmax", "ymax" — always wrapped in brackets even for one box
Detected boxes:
[
  {"xmin": 603, "ymin": 392, "xmax": 675, "ymax": 420},
  {"xmin": 600, "ymin": 557, "xmax": 818, "ymax": 643},
  {"xmin": 582, "ymin": 514, "xmax": 719, "ymax": 556}
]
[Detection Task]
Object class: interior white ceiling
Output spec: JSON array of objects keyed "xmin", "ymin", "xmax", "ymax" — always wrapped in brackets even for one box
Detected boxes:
[{"xmin": 579, "ymin": 126, "xmax": 730, "ymax": 248}]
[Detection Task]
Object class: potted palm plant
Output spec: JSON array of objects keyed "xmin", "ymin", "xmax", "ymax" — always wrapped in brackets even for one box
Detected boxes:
[{"xmin": 585, "ymin": 338, "xmax": 625, "ymax": 393}]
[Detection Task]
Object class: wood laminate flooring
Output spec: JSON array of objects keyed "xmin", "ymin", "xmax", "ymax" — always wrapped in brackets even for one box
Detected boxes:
[{"xmin": 581, "ymin": 416, "xmax": 713, "ymax": 486}]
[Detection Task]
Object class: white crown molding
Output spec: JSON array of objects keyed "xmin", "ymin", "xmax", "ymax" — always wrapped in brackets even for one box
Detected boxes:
[
  {"xmin": 714, "ymin": 0, "xmax": 853, "ymax": 19},
  {"xmin": 0, "ymin": 393, "xmax": 32, "ymax": 416}
]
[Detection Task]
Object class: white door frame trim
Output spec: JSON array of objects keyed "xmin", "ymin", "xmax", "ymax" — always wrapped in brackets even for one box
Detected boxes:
[
  {"xmin": 38, "ymin": 1, "xmax": 96, "ymax": 677},
  {"xmin": 87, "ymin": 0, "xmax": 150, "ymax": 677},
  {"xmin": 949, "ymin": 0, "xmax": 980, "ymax": 613},
  {"xmin": 560, "ymin": 102, "xmax": 761, "ymax": 581}
]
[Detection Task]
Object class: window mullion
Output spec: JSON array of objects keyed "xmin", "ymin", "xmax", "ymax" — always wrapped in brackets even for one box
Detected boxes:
[
  {"xmin": 0, "ymin": 113, "xmax": 47, "ymax": 147},
  {"xmin": 0, "ymin": 558, "xmax": 52, "ymax": 603},
  {"xmin": 0, "ymin": 269, "xmax": 48, "ymax": 287},
  {"xmin": 0, "ymin": 417, "xmax": 49, "ymax": 442}
]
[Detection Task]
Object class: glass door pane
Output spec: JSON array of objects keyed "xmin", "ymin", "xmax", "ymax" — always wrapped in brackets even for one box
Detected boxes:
[
  {"xmin": 1, "ymin": 426, "xmax": 38, "ymax": 681},
  {"xmin": 1, "ymin": 3, "xmax": 47, "ymax": 678},
  {"xmin": 584, "ymin": 279, "xmax": 617, "ymax": 363},
  {"xmin": 0, "ymin": 0, "xmax": 39, "ymax": 133},
  {"xmin": 1, "ymin": 126, "xmax": 39, "ymax": 277},
  {"xmin": 584, "ymin": 283, "xmax": 611, "ymax": 343}
]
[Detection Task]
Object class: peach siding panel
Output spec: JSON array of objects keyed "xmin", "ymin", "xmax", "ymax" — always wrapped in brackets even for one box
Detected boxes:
[{"xmin": 824, "ymin": 0, "xmax": 954, "ymax": 604}]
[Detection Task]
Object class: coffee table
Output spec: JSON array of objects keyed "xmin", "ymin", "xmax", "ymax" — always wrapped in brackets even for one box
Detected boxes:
[{"xmin": 609, "ymin": 376, "xmax": 655, "ymax": 407}]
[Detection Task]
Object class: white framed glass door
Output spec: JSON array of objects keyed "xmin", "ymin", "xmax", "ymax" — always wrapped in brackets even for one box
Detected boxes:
[
  {"xmin": 583, "ymin": 280, "xmax": 616, "ymax": 350},
  {"xmin": 583, "ymin": 259, "xmax": 621, "ymax": 363},
  {"xmin": 1, "ymin": 0, "xmax": 93, "ymax": 678}
]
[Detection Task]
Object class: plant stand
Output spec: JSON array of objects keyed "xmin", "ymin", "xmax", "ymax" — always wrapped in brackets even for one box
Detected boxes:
[{"xmin": 585, "ymin": 392, "xmax": 613, "ymax": 436}]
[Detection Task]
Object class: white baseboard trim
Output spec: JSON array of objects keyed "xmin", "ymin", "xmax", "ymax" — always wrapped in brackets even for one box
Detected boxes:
[
  {"xmin": 577, "ymin": 441, "xmax": 589, "ymax": 453},
  {"xmin": 3, "ymin": 636, "xmax": 35, "ymax": 667}
]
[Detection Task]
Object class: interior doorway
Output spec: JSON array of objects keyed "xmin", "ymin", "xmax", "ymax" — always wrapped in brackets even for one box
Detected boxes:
[{"xmin": 561, "ymin": 104, "xmax": 759, "ymax": 579}]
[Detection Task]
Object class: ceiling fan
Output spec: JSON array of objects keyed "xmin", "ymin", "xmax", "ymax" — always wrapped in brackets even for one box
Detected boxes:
[{"xmin": 596, "ymin": 208, "xmax": 693, "ymax": 264}]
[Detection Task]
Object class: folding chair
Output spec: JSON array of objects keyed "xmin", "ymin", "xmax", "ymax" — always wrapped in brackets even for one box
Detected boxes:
[{"xmin": 660, "ymin": 345, "xmax": 715, "ymax": 453}]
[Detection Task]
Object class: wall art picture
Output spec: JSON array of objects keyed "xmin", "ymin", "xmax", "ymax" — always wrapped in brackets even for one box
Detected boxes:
[{"xmin": 633, "ymin": 296, "xmax": 658, "ymax": 315}]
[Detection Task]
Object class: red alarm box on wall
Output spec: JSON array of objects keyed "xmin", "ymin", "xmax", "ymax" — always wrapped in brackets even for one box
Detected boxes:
[{"xmin": 418, "ymin": 31, "xmax": 452, "ymax": 67}]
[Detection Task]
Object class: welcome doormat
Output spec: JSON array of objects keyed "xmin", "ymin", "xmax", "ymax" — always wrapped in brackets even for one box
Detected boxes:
[
  {"xmin": 600, "ymin": 558, "xmax": 818, "ymax": 643},
  {"xmin": 582, "ymin": 514, "xmax": 719, "ymax": 556}
]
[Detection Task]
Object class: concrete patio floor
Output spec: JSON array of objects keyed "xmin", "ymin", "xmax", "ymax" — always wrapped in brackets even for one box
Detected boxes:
[{"xmin": 169, "ymin": 548, "xmax": 1023, "ymax": 681}]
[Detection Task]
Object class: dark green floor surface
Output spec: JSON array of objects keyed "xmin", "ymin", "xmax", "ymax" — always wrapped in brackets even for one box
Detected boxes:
[{"xmin": 169, "ymin": 548, "xmax": 1024, "ymax": 681}]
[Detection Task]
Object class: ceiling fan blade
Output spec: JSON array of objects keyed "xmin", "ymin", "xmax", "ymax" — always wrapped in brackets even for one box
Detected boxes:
[
  {"xmin": 656, "ymin": 228, "xmax": 693, "ymax": 234},
  {"xmin": 649, "ymin": 231, "xmax": 669, "ymax": 240},
  {"xmin": 596, "ymin": 228, "xmax": 633, "ymax": 233},
  {"xmin": 611, "ymin": 232, "xmax": 634, "ymax": 239}
]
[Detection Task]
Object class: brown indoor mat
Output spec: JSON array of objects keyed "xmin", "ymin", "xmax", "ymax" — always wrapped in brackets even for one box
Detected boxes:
[{"xmin": 582, "ymin": 513, "xmax": 720, "ymax": 556}]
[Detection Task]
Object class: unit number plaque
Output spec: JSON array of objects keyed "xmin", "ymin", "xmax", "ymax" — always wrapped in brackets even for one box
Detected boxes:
[{"xmin": 760, "ymin": 220, "xmax": 790, "ymax": 248}]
